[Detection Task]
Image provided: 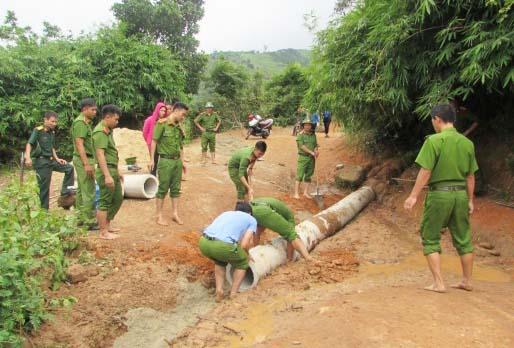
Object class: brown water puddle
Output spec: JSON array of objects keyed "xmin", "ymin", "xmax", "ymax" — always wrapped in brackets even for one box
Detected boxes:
[{"xmin": 360, "ymin": 252, "xmax": 512, "ymax": 283}]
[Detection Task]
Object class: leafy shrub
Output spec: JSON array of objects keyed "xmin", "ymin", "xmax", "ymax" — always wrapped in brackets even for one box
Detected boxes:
[{"xmin": 0, "ymin": 176, "xmax": 84, "ymax": 347}]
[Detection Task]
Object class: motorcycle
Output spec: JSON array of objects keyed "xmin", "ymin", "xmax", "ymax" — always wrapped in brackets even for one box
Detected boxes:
[{"xmin": 246, "ymin": 114, "xmax": 273, "ymax": 139}]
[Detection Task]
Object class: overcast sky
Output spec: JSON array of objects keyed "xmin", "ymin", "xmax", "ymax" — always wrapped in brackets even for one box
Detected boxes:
[{"xmin": 0, "ymin": 0, "xmax": 336, "ymax": 52}]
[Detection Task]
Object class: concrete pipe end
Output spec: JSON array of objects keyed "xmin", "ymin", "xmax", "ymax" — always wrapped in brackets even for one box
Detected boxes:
[
  {"xmin": 226, "ymin": 264, "xmax": 259, "ymax": 292},
  {"xmin": 143, "ymin": 176, "xmax": 158, "ymax": 198}
]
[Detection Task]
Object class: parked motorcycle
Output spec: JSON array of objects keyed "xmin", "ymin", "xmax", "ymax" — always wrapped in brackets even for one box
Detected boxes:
[{"xmin": 246, "ymin": 114, "xmax": 273, "ymax": 139}]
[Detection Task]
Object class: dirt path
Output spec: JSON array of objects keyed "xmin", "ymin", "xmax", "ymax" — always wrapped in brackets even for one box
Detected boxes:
[{"xmin": 33, "ymin": 127, "xmax": 514, "ymax": 347}]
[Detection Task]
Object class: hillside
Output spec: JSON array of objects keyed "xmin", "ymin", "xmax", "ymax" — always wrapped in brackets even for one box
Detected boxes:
[{"xmin": 209, "ymin": 48, "xmax": 310, "ymax": 77}]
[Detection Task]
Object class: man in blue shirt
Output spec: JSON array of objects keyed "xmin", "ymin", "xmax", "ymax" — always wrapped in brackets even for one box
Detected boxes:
[
  {"xmin": 322, "ymin": 110, "xmax": 332, "ymax": 138},
  {"xmin": 311, "ymin": 111, "xmax": 320, "ymax": 132},
  {"xmin": 199, "ymin": 202, "xmax": 257, "ymax": 301}
]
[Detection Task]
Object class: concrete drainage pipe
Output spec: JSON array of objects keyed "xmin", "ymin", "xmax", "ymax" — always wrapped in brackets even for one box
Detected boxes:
[
  {"xmin": 227, "ymin": 186, "xmax": 376, "ymax": 290},
  {"xmin": 123, "ymin": 174, "xmax": 158, "ymax": 199}
]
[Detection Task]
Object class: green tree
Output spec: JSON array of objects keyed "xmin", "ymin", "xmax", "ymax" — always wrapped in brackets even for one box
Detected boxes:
[
  {"xmin": 112, "ymin": 0, "xmax": 207, "ymax": 94},
  {"xmin": 0, "ymin": 16, "xmax": 186, "ymax": 160},
  {"xmin": 266, "ymin": 64, "xmax": 309, "ymax": 125},
  {"xmin": 306, "ymin": 0, "xmax": 514, "ymax": 147}
]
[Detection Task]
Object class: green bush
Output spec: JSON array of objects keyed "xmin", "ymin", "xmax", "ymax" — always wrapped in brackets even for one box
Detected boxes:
[
  {"xmin": 0, "ymin": 25, "xmax": 186, "ymax": 162},
  {"xmin": 0, "ymin": 176, "xmax": 84, "ymax": 347},
  {"xmin": 306, "ymin": 0, "xmax": 514, "ymax": 147}
]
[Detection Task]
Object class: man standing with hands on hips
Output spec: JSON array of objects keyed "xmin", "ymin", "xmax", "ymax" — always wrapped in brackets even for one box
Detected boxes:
[{"xmin": 404, "ymin": 104, "xmax": 478, "ymax": 293}]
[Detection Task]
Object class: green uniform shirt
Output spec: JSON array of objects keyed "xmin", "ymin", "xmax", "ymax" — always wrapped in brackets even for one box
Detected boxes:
[
  {"xmin": 296, "ymin": 132, "xmax": 318, "ymax": 155},
  {"xmin": 92, "ymin": 121, "xmax": 119, "ymax": 166},
  {"xmin": 196, "ymin": 113, "xmax": 220, "ymax": 132},
  {"xmin": 71, "ymin": 113, "xmax": 95, "ymax": 158},
  {"xmin": 415, "ymin": 127, "xmax": 478, "ymax": 185},
  {"xmin": 28, "ymin": 126, "xmax": 55, "ymax": 158},
  {"xmin": 228, "ymin": 147, "xmax": 254, "ymax": 178},
  {"xmin": 153, "ymin": 121, "xmax": 183, "ymax": 157}
]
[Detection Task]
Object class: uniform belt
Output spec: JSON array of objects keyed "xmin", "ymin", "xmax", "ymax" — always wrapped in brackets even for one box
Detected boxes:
[
  {"xmin": 202, "ymin": 234, "xmax": 235, "ymax": 244},
  {"xmin": 160, "ymin": 154, "xmax": 181, "ymax": 160},
  {"xmin": 429, "ymin": 185, "xmax": 466, "ymax": 192},
  {"xmin": 37, "ymin": 156, "xmax": 53, "ymax": 160}
]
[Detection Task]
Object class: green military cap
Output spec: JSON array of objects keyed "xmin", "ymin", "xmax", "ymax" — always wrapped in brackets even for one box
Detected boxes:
[
  {"xmin": 205, "ymin": 102, "xmax": 214, "ymax": 108},
  {"xmin": 301, "ymin": 117, "xmax": 313, "ymax": 125}
]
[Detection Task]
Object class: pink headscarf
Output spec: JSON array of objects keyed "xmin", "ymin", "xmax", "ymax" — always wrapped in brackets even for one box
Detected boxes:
[{"xmin": 142, "ymin": 102, "xmax": 166, "ymax": 149}]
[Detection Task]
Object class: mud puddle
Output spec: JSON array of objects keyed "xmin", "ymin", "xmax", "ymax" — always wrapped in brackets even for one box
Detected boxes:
[{"xmin": 113, "ymin": 276, "xmax": 215, "ymax": 348}]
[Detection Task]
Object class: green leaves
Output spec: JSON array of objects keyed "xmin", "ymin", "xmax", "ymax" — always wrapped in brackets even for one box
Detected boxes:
[
  {"xmin": 306, "ymin": 0, "xmax": 514, "ymax": 148},
  {"xmin": 0, "ymin": 24, "xmax": 186, "ymax": 161},
  {"xmin": 0, "ymin": 176, "xmax": 85, "ymax": 346}
]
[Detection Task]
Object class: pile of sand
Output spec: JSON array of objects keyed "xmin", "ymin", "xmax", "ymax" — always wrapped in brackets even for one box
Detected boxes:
[{"xmin": 113, "ymin": 128, "xmax": 151, "ymax": 169}]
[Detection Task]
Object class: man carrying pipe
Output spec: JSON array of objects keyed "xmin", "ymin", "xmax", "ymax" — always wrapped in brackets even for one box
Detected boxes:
[
  {"xmin": 93, "ymin": 105, "xmax": 123, "ymax": 240},
  {"xmin": 249, "ymin": 197, "xmax": 316, "ymax": 262},
  {"xmin": 227, "ymin": 141, "xmax": 267, "ymax": 202},
  {"xmin": 404, "ymin": 103, "xmax": 478, "ymax": 293},
  {"xmin": 150, "ymin": 102, "xmax": 189, "ymax": 226},
  {"xmin": 199, "ymin": 202, "xmax": 257, "ymax": 302},
  {"xmin": 294, "ymin": 117, "xmax": 319, "ymax": 199}
]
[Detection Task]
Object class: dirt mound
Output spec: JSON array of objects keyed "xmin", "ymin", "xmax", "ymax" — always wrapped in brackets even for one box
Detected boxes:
[
  {"xmin": 157, "ymin": 231, "xmax": 213, "ymax": 280},
  {"xmin": 113, "ymin": 128, "xmax": 151, "ymax": 168}
]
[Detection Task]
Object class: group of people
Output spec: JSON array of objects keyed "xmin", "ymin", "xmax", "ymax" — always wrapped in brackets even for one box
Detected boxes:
[
  {"xmin": 297, "ymin": 107, "xmax": 332, "ymax": 138},
  {"xmin": 24, "ymin": 98, "xmax": 479, "ymax": 298}
]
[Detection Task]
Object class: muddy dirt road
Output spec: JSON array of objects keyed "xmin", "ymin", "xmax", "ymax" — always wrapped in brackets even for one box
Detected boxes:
[{"xmin": 34, "ymin": 128, "xmax": 514, "ymax": 348}]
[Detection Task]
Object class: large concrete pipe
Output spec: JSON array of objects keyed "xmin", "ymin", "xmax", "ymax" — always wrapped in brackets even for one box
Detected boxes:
[
  {"xmin": 227, "ymin": 186, "xmax": 376, "ymax": 290},
  {"xmin": 123, "ymin": 174, "xmax": 158, "ymax": 199}
]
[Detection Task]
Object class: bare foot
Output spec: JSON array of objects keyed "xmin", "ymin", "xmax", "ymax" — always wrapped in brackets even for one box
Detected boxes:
[
  {"xmin": 229, "ymin": 292, "xmax": 238, "ymax": 300},
  {"xmin": 423, "ymin": 283, "xmax": 446, "ymax": 293},
  {"xmin": 293, "ymin": 194, "xmax": 301, "ymax": 199},
  {"xmin": 99, "ymin": 232, "xmax": 119, "ymax": 240},
  {"xmin": 303, "ymin": 193, "xmax": 312, "ymax": 199},
  {"xmin": 157, "ymin": 217, "xmax": 169, "ymax": 226},
  {"xmin": 183, "ymin": 158, "xmax": 190, "ymax": 162},
  {"xmin": 215, "ymin": 291, "xmax": 224, "ymax": 303},
  {"xmin": 451, "ymin": 283, "xmax": 473, "ymax": 292},
  {"xmin": 108, "ymin": 227, "xmax": 121, "ymax": 233},
  {"xmin": 172, "ymin": 215, "xmax": 184, "ymax": 225},
  {"xmin": 182, "ymin": 177, "xmax": 187, "ymax": 181},
  {"xmin": 211, "ymin": 161, "xmax": 217, "ymax": 165}
]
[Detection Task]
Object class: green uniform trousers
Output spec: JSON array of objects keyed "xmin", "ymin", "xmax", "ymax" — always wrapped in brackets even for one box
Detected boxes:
[
  {"xmin": 96, "ymin": 166, "xmax": 123, "ymax": 221},
  {"xmin": 201, "ymin": 131, "xmax": 216, "ymax": 153},
  {"xmin": 198, "ymin": 236, "xmax": 249, "ymax": 270},
  {"xmin": 156, "ymin": 158, "xmax": 182, "ymax": 198},
  {"xmin": 228, "ymin": 166, "xmax": 247, "ymax": 200},
  {"xmin": 34, "ymin": 157, "xmax": 74, "ymax": 210},
  {"xmin": 73, "ymin": 156, "xmax": 96, "ymax": 222},
  {"xmin": 252, "ymin": 204, "xmax": 297, "ymax": 242},
  {"xmin": 420, "ymin": 190, "xmax": 474, "ymax": 255},
  {"xmin": 296, "ymin": 154, "xmax": 315, "ymax": 182}
]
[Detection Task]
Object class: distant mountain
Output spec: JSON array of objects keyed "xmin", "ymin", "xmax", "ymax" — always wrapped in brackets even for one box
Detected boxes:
[{"xmin": 209, "ymin": 48, "xmax": 311, "ymax": 77}]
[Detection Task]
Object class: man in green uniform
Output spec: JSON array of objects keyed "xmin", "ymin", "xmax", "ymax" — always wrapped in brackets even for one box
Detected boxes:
[
  {"xmin": 24, "ymin": 111, "xmax": 74, "ymax": 210},
  {"xmin": 404, "ymin": 104, "xmax": 478, "ymax": 293},
  {"xmin": 294, "ymin": 118, "xmax": 319, "ymax": 199},
  {"xmin": 250, "ymin": 197, "xmax": 315, "ymax": 262},
  {"xmin": 93, "ymin": 105, "xmax": 123, "ymax": 240},
  {"xmin": 150, "ymin": 102, "xmax": 189, "ymax": 226},
  {"xmin": 194, "ymin": 102, "xmax": 221, "ymax": 165},
  {"xmin": 71, "ymin": 98, "xmax": 97, "ymax": 228},
  {"xmin": 228, "ymin": 141, "xmax": 267, "ymax": 202}
]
